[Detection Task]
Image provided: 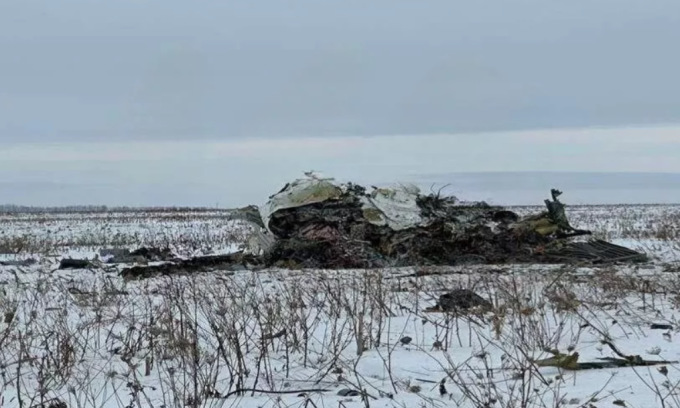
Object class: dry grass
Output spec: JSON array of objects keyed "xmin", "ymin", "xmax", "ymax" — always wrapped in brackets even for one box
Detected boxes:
[
  {"xmin": 0, "ymin": 210, "xmax": 251, "ymax": 257},
  {"xmin": 0, "ymin": 204, "xmax": 679, "ymax": 407},
  {"xmin": 0, "ymin": 263, "xmax": 679, "ymax": 408}
]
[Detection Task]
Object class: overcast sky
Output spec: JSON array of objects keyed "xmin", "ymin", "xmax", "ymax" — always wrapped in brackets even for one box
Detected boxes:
[
  {"xmin": 2, "ymin": 0, "xmax": 680, "ymax": 141},
  {"xmin": 2, "ymin": 126, "xmax": 680, "ymax": 206},
  {"xmin": 1, "ymin": 1, "xmax": 680, "ymax": 206}
]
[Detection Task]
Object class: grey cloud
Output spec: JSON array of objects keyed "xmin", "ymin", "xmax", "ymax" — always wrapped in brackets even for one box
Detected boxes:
[{"xmin": 1, "ymin": 0, "xmax": 680, "ymax": 142}]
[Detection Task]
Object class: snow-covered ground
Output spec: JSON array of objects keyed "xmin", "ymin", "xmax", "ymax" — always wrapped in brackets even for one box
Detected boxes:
[
  {"xmin": 0, "ymin": 210, "xmax": 247, "ymax": 263},
  {"xmin": 0, "ymin": 205, "xmax": 678, "ymax": 408}
]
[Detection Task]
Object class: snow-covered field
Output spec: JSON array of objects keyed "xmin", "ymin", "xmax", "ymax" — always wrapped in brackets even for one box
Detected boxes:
[
  {"xmin": 0, "ymin": 205, "xmax": 679, "ymax": 408},
  {"xmin": 0, "ymin": 210, "xmax": 246, "ymax": 262}
]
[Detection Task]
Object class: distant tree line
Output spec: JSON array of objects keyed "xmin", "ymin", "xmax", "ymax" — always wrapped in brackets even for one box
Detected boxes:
[{"xmin": 0, "ymin": 204, "xmax": 231, "ymax": 214}]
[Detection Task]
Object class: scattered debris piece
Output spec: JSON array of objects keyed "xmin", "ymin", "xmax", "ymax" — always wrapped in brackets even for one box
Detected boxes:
[
  {"xmin": 407, "ymin": 385, "xmax": 422, "ymax": 393},
  {"xmin": 33, "ymin": 398, "xmax": 67, "ymax": 408},
  {"xmin": 426, "ymin": 289, "xmax": 493, "ymax": 313},
  {"xmin": 0, "ymin": 258, "xmax": 37, "ymax": 267},
  {"xmin": 439, "ymin": 380, "xmax": 448, "ymax": 396},
  {"xmin": 59, "ymin": 258, "xmax": 94, "ymax": 269},
  {"xmin": 337, "ymin": 389, "xmax": 361, "ymax": 397},
  {"xmin": 100, "ymin": 247, "xmax": 177, "ymax": 264},
  {"xmin": 230, "ymin": 204, "xmax": 266, "ymax": 228},
  {"xmin": 129, "ymin": 247, "xmax": 176, "ymax": 262},
  {"xmin": 651, "ymin": 324, "xmax": 674, "ymax": 330},
  {"xmin": 542, "ymin": 239, "xmax": 648, "ymax": 264},
  {"xmin": 4, "ymin": 310, "xmax": 15, "ymax": 324},
  {"xmin": 120, "ymin": 252, "xmax": 262, "ymax": 280},
  {"xmin": 399, "ymin": 336, "xmax": 413, "ymax": 345},
  {"xmin": 532, "ymin": 342, "xmax": 677, "ymax": 370},
  {"xmin": 533, "ymin": 352, "xmax": 676, "ymax": 370}
]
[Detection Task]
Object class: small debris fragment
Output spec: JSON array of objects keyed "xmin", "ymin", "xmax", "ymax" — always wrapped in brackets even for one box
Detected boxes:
[
  {"xmin": 430, "ymin": 289, "xmax": 493, "ymax": 313},
  {"xmin": 439, "ymin": 380, "xmax": 448, "ymax": 396},
  {"xmin": 130, "ymin": 247, "xmax": 176, "ymax": 262},
  {"xmin": 59, "ymin": 258, "xmax": 93, "ymax": 269},
  {"xmin": 46, "ymin": 400, "xmax": 68, "ymax": 408},
  {"xmin": 651, "ymin": 324, "xmax": 673, "ymax": 330},
  {"xmin": 399, "ymin": 336, "xmax": 413, "ymax": 345},
  {"xmin": 4, "ymin": 310, "xmax": 15, "ymax": 324},
  {"xmin": 101, "ymin": 247, "xmax": 176, "ymax": 264},
  {"xmin": 0, "ymin": 258, "xmax": 37, "ymax": 267},
  {"xmin": 120, "ymin": 252, "xmax": 262, "ymax": 280},
  {"xmin": 337, "ymin": 389, "xmax": 361, "ymax": 397}
]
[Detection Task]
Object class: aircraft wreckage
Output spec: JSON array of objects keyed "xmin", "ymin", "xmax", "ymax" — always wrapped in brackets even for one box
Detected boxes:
[{"xmin": 116, "ymin": 173, "xmax": 647, "ymax": 279}]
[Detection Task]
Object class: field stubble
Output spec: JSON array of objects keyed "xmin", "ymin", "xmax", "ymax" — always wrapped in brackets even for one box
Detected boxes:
[{"xmin": 0, "ymin": 204, "xmax": 678, "ymax": 408}]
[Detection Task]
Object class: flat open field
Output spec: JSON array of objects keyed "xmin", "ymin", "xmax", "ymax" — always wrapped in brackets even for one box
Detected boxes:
[{"xmin": 0, "ymin": 205, "xmax": 679, "ymax": 408}]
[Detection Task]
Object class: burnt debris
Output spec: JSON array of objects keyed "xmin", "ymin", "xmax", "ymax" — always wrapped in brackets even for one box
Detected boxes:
[{"xmin": 116, "ymin": 173, "xmax": 648, "ymax": 278}]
